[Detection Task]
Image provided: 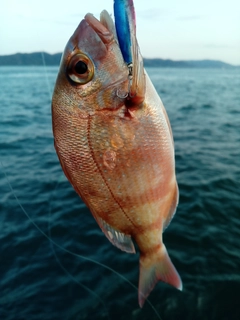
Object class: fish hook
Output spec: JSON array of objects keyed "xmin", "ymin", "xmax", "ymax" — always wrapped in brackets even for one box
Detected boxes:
[{"xmin": 116, "ymin": 88, "xmax": 128, "ymax": 99}]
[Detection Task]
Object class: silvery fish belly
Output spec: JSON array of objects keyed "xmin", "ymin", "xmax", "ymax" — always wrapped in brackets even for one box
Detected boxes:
[{"xmin": 52, "ymin": 6, "xmax": 182, "ymax": 308}]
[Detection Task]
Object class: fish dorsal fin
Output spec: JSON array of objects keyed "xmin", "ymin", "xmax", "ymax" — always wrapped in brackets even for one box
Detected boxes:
[{"xmin": 95, "ymin": 215, "xmax": 136, "ymax": 254}]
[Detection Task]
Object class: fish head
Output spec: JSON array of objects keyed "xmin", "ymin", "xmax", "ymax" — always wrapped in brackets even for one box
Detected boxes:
[{"xmin": 52, "ymin": 11, "xmax": 129, "ymax": 115}]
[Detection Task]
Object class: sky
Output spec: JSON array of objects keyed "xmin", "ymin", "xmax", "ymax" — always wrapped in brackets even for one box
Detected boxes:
[{"xmin": 1, "ymin": 0, "xmax": 240, "ymax": 65}]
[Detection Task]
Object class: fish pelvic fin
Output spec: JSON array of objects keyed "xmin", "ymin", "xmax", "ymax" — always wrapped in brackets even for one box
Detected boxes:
[
  {"xmin": 95, "ymin": 215, "xmax": 136, "ymax": 254},
  {"xmin": 138, "ymin": 244, "xmax": 182, "ymax": 308},
  {"xmin": 163, "ymin": 182, "xmax": 179, "ymax": 231}
]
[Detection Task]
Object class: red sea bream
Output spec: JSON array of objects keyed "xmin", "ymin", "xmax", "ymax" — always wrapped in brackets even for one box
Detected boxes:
[{"xmin": 52, "ymin": 2, "xmax": 182, "ymax": 307}]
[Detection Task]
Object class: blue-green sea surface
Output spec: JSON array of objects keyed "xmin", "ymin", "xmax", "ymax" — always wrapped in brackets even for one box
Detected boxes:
[{"xmin": 0, "ymin": 66, "xmax": 240, "ymax": 320}]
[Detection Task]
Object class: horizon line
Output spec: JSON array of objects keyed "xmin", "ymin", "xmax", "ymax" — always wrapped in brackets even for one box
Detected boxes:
[{"xmin": 0, "ymin": 51, "xmax": 239, "ymax": 67}]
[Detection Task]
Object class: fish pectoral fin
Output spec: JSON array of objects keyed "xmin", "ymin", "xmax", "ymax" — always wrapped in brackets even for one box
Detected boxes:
[
  {"xmin": 95, "ymin": 215, "xmax": 136, "ymax": 254},
  {"xmin": 138, "ymin": 244, "xmax": 182, "ymax": 308}
]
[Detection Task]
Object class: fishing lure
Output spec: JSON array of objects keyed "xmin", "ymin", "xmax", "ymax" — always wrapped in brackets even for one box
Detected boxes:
[
  {"xmin": 114, "ymin": 0, "xmax": 144, "ymax": 100},
  {"xmin": 114, "ymin": 0, "xmax": 136, "ymax": 66}
]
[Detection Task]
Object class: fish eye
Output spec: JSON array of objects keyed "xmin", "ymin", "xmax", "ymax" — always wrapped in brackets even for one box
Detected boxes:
[
  {"xmin": 67, "ymin": 53, "xmax": 94, "ymax": 84},
  {"xmin": 75, "ymin": 61, "xmax": 88, "ymax": 74}
]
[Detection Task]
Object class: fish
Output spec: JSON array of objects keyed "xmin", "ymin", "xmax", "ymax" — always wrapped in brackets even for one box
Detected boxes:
[{"xmin": 51, "ymin": 0, "xmax": 182, "ymax": 308}]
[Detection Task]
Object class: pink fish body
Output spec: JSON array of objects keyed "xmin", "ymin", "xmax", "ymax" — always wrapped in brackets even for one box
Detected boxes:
[{"xmin": 52, "ymin": 8, "xmax": 182, "ymax": 307}]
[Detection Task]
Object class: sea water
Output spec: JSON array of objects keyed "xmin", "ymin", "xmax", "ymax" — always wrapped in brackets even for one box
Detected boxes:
[{"xmin": 0, "ymin": 66, "xmax": 240, "ymax": 320}]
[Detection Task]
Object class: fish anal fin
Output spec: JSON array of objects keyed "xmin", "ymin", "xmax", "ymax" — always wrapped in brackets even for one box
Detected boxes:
[
  {"xmin": 95, "ymin": 215, "xmax": 135, "ymax": 254},
  {"xmin": 138, "ymin": 244, "xmax": 182, "ymax": 308}
]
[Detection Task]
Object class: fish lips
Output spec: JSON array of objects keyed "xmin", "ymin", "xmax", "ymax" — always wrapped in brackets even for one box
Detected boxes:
[{"xmin": 67, "ymin": 13, "xmax": 114, "ymax": 62}]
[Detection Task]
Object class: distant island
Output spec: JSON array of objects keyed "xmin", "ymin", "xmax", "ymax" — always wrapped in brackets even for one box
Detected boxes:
[{"xmin": 0, "ymin": 52, "xmax": 238, "ymax": 68}]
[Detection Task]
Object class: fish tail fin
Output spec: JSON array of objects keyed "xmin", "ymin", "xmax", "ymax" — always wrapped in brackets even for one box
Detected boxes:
[{"xmin": 138, "ymin": 244, "xmax": 182, "ymax": 308}]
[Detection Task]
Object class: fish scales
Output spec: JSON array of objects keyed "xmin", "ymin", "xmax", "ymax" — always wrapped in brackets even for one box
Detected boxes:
[{"xmin": 52, "ymin": 3, "xmax": 182, "ymax": 307}]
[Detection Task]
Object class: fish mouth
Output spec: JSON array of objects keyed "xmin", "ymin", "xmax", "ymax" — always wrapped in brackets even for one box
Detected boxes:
[
  {"xmin": 84, "ymin": 12, "xmax": 116, "ymax": 45},
  {"xmin": 64, "ymin": 11, "xmax": 129, "ymax": 92},
  {"xmin": 67, "ymin": 10, "xmax": 118, "ymax": 63},
  {"xmin": 83, "ymin": 10, "xmax": 145, "ymax": 104}
]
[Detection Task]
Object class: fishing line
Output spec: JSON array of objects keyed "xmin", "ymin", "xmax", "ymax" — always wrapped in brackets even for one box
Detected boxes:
[
  {"xmin": 2, "ymin": 164, "xmax": 162, "ymax": 319},
  {"xmin": 40, "ymin": 52, "xmax": 162, "ymax": 320},
  {"xmin": 47, "ymin": 181, "xmax": 111, "ymax": 320},
  {"xmin": 0, "ymin": 24, "xmax": 163, "ymax": 320},
  {"xmin": 40, "ymin": 52, "xmax": 111, "ymax": 319},
  {"xmin": 0, "ymin": 51, "xmax": 164, "ymax": 319},
  {"xmin": 41, "ymin": 52, "xmax": 53, "ymax": 101},
  {"xmin": 1, "ymin": 162, "xmax": 111, "ymax": 319}
]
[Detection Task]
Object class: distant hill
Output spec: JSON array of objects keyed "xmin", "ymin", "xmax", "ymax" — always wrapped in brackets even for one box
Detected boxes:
[
  {"xmin": 0, "ymin": 52, "xmax": 238, "ymax": 68},
  {"xmin": 0, "ymin": 52, "xmax": 62, "ymax": 66},
  {"xmin": 143, "ymin": 58, "xmax": 238, "ymax": 69}
]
